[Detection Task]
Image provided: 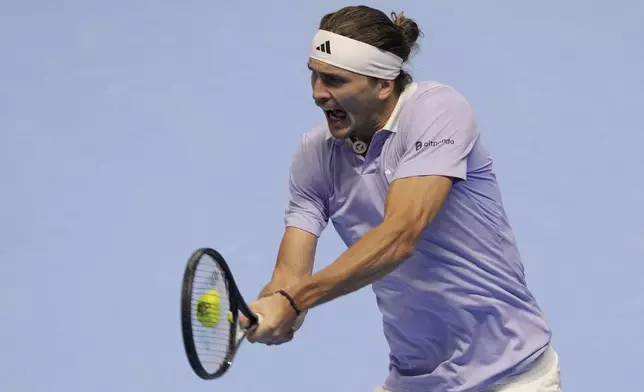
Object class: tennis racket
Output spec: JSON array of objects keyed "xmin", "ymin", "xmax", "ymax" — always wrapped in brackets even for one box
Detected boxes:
[{"xmin": 180, "ymin": 247, "xmax": 262, "ymax": 379}]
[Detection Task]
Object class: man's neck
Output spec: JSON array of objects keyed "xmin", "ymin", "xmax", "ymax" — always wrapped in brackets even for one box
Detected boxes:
[{"xmin": 354, "ymin": 94, "xmax": 400, "ymax": 143}]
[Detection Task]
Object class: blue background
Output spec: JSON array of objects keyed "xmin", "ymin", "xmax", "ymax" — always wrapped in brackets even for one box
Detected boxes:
[{"xmin": 1, "ymin": 1, "xmax": 642, "ymax": 391}]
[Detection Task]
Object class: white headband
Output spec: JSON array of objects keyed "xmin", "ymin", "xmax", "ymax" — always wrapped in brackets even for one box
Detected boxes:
[{"xmin": 309, "ymin": 30, "xmax": 404, "ymax": 80}]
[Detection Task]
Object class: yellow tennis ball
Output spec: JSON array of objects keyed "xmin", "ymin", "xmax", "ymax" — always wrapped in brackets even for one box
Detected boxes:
[
  {"xmin": 227, "ymin": 311, "xmax": 233, "ymax": 323},
  {"xmin": 196, "ymin": 289, "xmax": 221, "ymax": 328}
]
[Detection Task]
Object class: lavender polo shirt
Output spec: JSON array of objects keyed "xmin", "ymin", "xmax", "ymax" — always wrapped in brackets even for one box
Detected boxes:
[{"xmin": 284, "ymin": 81, "xmax": 552, "ymax": 392}]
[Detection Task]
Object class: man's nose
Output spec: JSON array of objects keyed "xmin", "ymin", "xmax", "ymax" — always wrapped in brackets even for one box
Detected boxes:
[{"xmin": 312, "ymin": 79, "xmax": 331, "ymax": 106}]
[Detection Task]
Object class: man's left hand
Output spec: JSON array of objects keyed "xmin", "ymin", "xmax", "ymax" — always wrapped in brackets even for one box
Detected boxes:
[{"xmin": 240, "ymin": 292, "xmax": 298, "ymax": 345}]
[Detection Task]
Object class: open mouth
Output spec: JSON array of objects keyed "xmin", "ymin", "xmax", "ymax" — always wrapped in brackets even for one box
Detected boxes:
[{"xmin": 325, "ymin": 109, "xmax": 347, "ymax": 123}]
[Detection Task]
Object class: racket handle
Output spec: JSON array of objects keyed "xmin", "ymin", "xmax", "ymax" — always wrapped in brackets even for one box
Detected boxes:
[{"xmin": 235, "ymin": 313, "xmax": 262, "ymax": 344}]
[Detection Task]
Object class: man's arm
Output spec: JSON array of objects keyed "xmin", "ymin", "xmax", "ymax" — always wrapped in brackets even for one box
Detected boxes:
[
  {"xmin": 287, "ymin": 175, "xmax": 452, "ymax": 311},
  {"xmin": 286, "ymin": 84, "xmax": 479, "ymax": 312},
  {"xmin": 253, "ymin": 129, "xmax": 329, "ymax": 334},
  {"xmin": 256, "ymin": 227, "xmax": 318, "ymax": 333},
  {"xmin": 258, "ymin": 226, "xmax": 319, "ymax": 299}
]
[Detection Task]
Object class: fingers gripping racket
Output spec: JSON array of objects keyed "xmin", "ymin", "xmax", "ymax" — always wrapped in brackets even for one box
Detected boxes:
[{"xmin": 180, "ymin": 247, "xmax": 262, "ymax": 379}]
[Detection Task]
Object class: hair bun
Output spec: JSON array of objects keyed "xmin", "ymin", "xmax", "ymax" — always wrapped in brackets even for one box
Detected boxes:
[{"xmin": 391, "ymin": 11, "xmax": 422, "ymax": 51}]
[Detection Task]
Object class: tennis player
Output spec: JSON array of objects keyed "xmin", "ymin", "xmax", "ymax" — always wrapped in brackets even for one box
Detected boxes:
[{"xmin": 241, "ymin": 5, "xmax": 562, "ymax": 392}]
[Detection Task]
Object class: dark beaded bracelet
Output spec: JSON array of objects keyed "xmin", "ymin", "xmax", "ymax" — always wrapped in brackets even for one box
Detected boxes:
[{"xmin": 276, "ymin": 289, "xmax": 301, "ymax": 316}]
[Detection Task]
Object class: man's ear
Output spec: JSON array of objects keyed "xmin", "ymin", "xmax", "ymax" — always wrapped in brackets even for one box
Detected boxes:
[{"xmin": 378, "ymin": 79, "xmax": 395, "ymax": 100}]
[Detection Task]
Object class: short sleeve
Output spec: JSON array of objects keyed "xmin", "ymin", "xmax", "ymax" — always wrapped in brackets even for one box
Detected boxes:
[
  {"xmin": 392, "ymin": 85, "xmax": 480, "ymax": 182},
  {"xmin": 284, "ymin": 133, "xmax": 330, "ymax": 237}
]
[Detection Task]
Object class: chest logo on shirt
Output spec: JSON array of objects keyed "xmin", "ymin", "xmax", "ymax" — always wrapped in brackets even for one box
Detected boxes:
[{"xmin": 415, "ymin": 138, "xmax": 455, "ymax": 151}]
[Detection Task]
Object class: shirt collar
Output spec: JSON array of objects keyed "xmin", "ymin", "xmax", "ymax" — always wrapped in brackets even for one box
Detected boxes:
[{"xmin": 381, "ymin": 82, "xmax": 418, "ymax": 133}]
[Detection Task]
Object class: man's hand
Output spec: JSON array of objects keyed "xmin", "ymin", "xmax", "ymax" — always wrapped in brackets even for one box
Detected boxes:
[{"xmin": 239, "ymin": 292, "xmax": 299, "ymax": 345}]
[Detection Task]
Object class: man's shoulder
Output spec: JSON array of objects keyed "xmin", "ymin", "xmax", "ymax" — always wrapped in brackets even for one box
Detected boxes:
[
  {"xmin": 289, "ymin": 123, "xmax": 334, "ymax": 170},
  {"xmin": 405, "ymin": 80, "xmax": 473, "ymax": 110},
  {"xmin": 303, "ymin": 122, "xmax": 333, "ymax": 143},
  {"xmin": 395, "ymin": 80, "xmax": 477, "ymax": 136},
  {"xmin": 294, "ymin": 122, "xmax": 335, "ymax": 154}
]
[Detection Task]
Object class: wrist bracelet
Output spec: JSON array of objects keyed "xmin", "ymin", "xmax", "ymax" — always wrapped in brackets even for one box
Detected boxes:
[{"xmin": 276, "ymin": 289, "xmax": 301, "ymax": 316}]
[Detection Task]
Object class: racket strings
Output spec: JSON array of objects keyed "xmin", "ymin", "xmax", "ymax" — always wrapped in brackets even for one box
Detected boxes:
[{"xmin": 190, "ymin": 256, "xmax": 234, "ymax": 372}]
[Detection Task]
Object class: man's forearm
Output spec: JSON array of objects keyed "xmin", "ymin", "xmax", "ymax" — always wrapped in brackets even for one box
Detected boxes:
[
  {"xmin": 258, "ymin": 272, "xmax": 303, "ymax": 298},
  {"xmin": 258, "ymin": 279, "xmax": 289, "ymax": 298},
  {"xmin": 258, "ymin": 227, "xmax": 318, "ymax": 299},
  {"xmin": 288, "ymin": 221, "xmax": 415, "ymax": 311}
]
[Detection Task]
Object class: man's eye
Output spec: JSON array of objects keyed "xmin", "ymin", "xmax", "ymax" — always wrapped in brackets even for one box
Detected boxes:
[{"xmin": 323, "ymin": 75, "xmax": 343, "ymax": 85}]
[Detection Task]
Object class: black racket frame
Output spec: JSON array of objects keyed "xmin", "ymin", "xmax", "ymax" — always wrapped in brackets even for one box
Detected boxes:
[{"xmin": 181, "ymin": 247, "xmax": 258, "ymax": 379}]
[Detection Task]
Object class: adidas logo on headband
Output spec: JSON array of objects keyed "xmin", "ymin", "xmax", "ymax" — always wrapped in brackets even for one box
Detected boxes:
[
  {"xmin": 315, "ymin": 40, "xmax": 331, "ymax": 54},
  {"xmin": 309, "ymin": 30, "xmax": 403, "ymax": 80}
]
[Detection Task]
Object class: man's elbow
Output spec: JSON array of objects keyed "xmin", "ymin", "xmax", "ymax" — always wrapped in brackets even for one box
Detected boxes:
[
  {"xmin": 386, "ymin": 222, "xmax": 421, "ymax": 261},
  {"xmin": 396, "ymin": 236, "xmax": 417, "ymax": 261}
]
